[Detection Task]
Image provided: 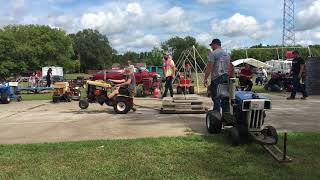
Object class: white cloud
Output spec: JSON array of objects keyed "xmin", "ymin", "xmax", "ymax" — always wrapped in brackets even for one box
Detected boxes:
[
  {"xmin": 110, "ymin": 31, "xmax": 160, "ymax": 53},
  {"xmin": 79, "ymin": 3, "xmax": 189, "ymax": 35},
  {"xmin": 48, "ymin": 14, "xmax": 79, "ymax": 32},
  {"xmin": 197, "ymin": 0, "xmax": 223, "ymax": 5},
  {"xmin": 196, "ymin": 33, "xmax": 211, "ymax": 45},
  {"xmin": 296, "ymin": 28, "xmax": 320, "ymax": 43},
  {"xmin": 296, "ymin": 0, "xmax": 320, "ymax": 31},
  {"xmin": 152, "ymin": 6, "xmax": 185, "ymax": 26},
  {"xmin": 296, "ymin": 40, "xmax": 314, "ymax": 46},
  {"xmin": 126, "ymin": 3, "xmax": 144, "ymax": 17},
  {"xmin": 128, "ymin": 34, "xmax": 160, "ymax": 48},
  {"xmin": 295, "ymin": 0, "xmax": 320, "ymax": 44},
  {"xmin": 211, "ymin": 13, "xmax": 274, "ymax": 40}
]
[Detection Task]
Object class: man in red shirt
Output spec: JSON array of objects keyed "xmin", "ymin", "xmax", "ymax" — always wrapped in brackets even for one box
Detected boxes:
[{"xmin": 240, "ymin": 64, "xmax": 253, "ymax": 91}]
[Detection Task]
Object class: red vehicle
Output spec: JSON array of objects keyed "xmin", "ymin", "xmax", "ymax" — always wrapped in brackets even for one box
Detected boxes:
[{"xmin": 94, "ymin": 67, "xmax": 159, "ymax": 84}]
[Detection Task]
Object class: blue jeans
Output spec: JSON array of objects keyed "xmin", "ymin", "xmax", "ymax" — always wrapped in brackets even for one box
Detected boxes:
[{"xmin": 210, "ymin": 75, "xmax": 230, "ymax": 113}]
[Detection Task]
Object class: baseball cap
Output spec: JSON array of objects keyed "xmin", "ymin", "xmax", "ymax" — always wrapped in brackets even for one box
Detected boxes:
[{"xmin": 209, "ymin": 38, "xmax": 221, "ymax": 46}]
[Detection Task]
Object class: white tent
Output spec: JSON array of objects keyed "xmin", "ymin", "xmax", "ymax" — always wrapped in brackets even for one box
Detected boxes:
[
  {"xmin": 232, "ymin": 58, "xmax": 272, "ymax": 68},
  {"xmin": 266, "ymin": 60, "xmax": 292, "ymax": 73}
]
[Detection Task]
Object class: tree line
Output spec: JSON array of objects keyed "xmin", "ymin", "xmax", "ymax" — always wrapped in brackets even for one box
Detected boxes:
[{"xmin": 1, "ymin": 24, "xmax": 319, "ymax": 77}]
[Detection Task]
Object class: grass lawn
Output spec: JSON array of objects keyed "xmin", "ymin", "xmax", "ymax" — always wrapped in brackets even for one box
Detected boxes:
[
  {"xmin": 65, "ymin": 73, "xmax": 92, "ymax": 80},
  {"xmin": 0, "ymin": 133, "xmax": 319, "ymax": 179},
  {"xmin": 20, "ymin": 93, "xmax": 53, "ymax": 101}
]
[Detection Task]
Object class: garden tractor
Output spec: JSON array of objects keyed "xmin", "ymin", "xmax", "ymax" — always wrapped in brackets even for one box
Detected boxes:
[
  {"xmin": 52, "ymin": 82, "xmax": 72, "ymax": 103},
  {"xmin": 206, "ymin": 78, "xmax": 291, "ymax": 162},
  {"xmin": 176, "ymin": 64, "xmax": 194, "ymax": 95},
  {"xmin": 176, "ymin": 75, "xmax": 194, "ymax": 95},
  {"xmin": 79, "ymin": 80, "xmax": 134, "ymax": 114},
  {"xmin": 0, "ymin": 82, "xmax": 22, "ymax": 104}
]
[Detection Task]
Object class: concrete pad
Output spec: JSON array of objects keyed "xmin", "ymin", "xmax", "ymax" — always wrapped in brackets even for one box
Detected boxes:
[{"xmin": 0, "ymin": 93, "xmax": 319, "ymax": 144}]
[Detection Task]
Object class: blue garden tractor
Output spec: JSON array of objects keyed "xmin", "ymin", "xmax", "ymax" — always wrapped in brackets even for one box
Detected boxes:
[
  {"xmin": 206, "ymin": 78, "xmax": 291, "ymax": 162},
  {"xmin": 0, "ymin": 82, "xmax": 22, "ymax": 104},
  {"xmin": 206, "ymin": 78, "xmax": 277, "ymax": 145}
]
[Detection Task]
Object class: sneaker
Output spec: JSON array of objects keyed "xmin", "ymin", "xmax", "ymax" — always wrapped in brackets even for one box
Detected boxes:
[
  {"xmin": 287, "ymin": 97, "xmax": 295, "ymax": 100},
  {"xmin": 301, "ymin": 96, "xmax": 307, "ymax": 100}
]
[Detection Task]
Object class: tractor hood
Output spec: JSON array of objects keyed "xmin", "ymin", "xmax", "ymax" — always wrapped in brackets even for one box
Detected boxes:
[{"xmin": 235, "ymin": 91, "xmax": 268, "ymax": 101}]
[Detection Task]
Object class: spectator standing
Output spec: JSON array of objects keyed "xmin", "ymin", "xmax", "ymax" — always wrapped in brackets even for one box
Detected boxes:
[
  {"xmin": 46, "ymin": 68, "xmax": 52, "ymax": 87},
  {"xmin": 287, "ymin": 50, "xmax": 308, "ymax": 100},
  {"xmin": 162, "ymin": 54, "xmax": 176, "ymax": 98},
  {"xmin": 256, "ymin": 67, "xmax": 267, "ymax": 85}
]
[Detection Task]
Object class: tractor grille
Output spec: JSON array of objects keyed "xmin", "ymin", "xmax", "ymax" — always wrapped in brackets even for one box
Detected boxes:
[{"xmin": 249, "ymin": 110, "xmax": 264, "ymax": 129}]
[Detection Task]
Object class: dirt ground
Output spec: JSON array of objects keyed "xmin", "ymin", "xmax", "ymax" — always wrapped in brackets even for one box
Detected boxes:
[{"xmin": 0, "ymin": 93, "xmax": 319, "ymax": 144}]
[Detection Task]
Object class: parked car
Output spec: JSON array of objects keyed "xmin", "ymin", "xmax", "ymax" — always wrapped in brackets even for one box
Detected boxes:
[{"xmin": 94, "ymin": 67, "xmax": 159, "ymax": 84}]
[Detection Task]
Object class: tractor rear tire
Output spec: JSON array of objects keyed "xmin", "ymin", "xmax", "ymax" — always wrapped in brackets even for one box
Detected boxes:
[
  {"xmin": 189, "ymin": 86, "xmax": 195, "ymax": 94},
  {"xmin": 264, "ymin": 126, "xmax": 278, "ymax": 144},
  {"xmin": 177, "ymin": 87, "xmax": 184, "ymax": 94},
  {"xmin": 206, "ymin": 110, "xmax": 222, "ymax": 134},
  {"xmin": 227, "ymin": 127, "xmax": 241, "ymax": 146},
  {"xmin": 79, "ymin": 99, "xmax": 89, "ymax": 109},
  {"xmin": 1, "ymin": 93, "xmax": 11, "ymax": 104},
  {"xmin": 114, "ymin": 97, "xmax": 131, "ymax": 114}
]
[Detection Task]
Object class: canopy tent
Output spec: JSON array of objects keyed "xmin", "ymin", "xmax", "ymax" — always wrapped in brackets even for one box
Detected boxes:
[
  {"xmin": 266, "ymin": 60, "xmax": 292, "ymax": 74},
  {"xmin": 232, "ymin": 58, "xmax": 272, "ymax": 68}
]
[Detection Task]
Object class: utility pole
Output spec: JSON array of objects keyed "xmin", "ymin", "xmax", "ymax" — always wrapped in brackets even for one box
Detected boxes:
[{"xmin": 282, "ymin": 0, "xmax": 295, "ymax": 47}]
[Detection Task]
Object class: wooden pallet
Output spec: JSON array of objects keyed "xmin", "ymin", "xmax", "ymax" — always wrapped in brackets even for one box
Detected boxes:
[{"xmin": 160, "ymin": 95, "xmax": 207, "ymax": 114}]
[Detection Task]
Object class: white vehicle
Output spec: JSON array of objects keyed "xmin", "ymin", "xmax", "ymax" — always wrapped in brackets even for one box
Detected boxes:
[{"xmin": 42, "ymin": 67, "xmax": 63, "ymax": 77}]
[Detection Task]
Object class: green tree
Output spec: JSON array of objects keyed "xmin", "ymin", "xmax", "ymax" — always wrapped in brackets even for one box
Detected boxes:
[
  {"xmin": 0, "ymin": 24, "xmax": 74, "ymax": 76},
  {"xmin": 70, "ymin": 29, "xmax": 115, "ymax": 72},
  {"xmin": 161, "ymin": 36, "xmax": 209, "ymax": 69},
  {"xmin": 161, "ymin": 36, "xmax": 197, "ymax": 62}
]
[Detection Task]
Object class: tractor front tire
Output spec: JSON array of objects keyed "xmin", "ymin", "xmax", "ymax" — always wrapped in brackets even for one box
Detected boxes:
[
  {"xmin": 227, "ymin": 127, "xmax": 241, "ymax": 146},
  {"xmin": 189, "ymin": 86, "xmax": 195, "ymax": 94},
  {"xmin": 52, "ymin": 96, "xmax": 60, "ymax": 103},
  {"xmin": 206, "ymin": 110, "xmax": 222, "ymax": 134},
  {"xmin": 264, "ymin": 126, "xmax": 278, "ymax": 144},
  {"xmin": 79, "ymin": 99, "xmax": 89, "ymax": 109},
  {"xmin": 114, "ymin": 97, "xmax": 131, "ymax": 114},
  {"xmin": 1, "ymin": 93, "xmax": 11, "ymax": 104}
]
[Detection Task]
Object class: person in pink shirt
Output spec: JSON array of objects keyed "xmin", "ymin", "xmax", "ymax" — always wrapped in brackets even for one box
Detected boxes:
[{"xmin": 162, "ymin": 54, "xmax": 176, "ymax": 98}]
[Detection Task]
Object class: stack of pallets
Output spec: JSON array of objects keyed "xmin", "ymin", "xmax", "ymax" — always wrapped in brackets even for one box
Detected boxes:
[{"xmin": 160, "ymin": 94, "xmax": 207, "ymax": 114}]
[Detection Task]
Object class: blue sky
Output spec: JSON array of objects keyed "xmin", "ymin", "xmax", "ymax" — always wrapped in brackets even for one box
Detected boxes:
[{"xmin": 0, "ymin": 0, "xmax": 319, "ymax": 53}]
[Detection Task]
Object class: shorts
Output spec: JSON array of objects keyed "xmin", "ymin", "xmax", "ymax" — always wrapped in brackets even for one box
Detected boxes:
[{"xmin": 118, "ymin": 87, "xmax": 130, "ymax": 96}]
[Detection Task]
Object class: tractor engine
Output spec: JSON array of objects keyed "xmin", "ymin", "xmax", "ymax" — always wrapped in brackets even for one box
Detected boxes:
[{"xmin": 234, "ymin": 92, "xmax": 271, "ymax": 132}]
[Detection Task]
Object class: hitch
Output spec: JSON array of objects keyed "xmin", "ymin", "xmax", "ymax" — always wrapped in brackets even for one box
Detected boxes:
[{"xmin": 262, "ymin": 133, "xmax": 292, "ymax": 163}]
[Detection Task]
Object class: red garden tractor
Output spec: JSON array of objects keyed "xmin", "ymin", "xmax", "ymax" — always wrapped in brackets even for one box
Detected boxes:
[{"xmin": 176, "ymin": 75, "xmax": 194, "ymax": 94}]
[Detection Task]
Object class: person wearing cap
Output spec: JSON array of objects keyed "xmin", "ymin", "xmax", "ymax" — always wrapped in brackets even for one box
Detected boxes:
[
  {"xmin": 162, "ymin": 54, "xmax": 176, "ymax": 98},
  {"xmin": 108, "ymin": 67, "xmax": 136, "ymax": 100},
  {"xmin": 204, "ymin": 38, "xmax": 230, "ymax": 113},
  {"xmin": 287, "ymin": 50, "xmax": 308, "ymax": 100}
]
